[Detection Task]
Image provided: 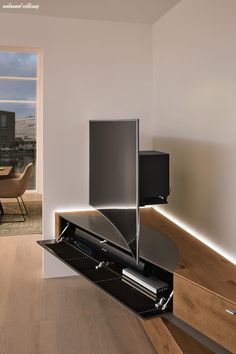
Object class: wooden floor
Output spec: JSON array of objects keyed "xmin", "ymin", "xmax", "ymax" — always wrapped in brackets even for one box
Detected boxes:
[{"xmin": 0, "ymin": 235, "xmax": 156, "ymax": 354}]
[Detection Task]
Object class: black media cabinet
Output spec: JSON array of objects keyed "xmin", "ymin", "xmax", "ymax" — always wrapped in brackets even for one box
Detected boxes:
[{"xmin": 38, "ymin": 212, "xmax": 179, "ymax": 320}]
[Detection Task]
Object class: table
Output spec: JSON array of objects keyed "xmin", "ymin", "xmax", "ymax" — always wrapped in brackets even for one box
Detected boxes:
[{"xmin": 0, "ymin": 166, "xmax": 13, "ymax": 177}]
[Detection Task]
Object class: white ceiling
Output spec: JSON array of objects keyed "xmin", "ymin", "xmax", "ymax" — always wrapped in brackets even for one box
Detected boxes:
[{"xmin": 0, "ymin": 0, "xmax": 182, "ymax": 24}]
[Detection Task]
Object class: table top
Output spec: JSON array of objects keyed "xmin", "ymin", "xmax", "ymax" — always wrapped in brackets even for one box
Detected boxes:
[{"xmin": 0, "ymin": 166, "xmax": 13, "ymax": 177}]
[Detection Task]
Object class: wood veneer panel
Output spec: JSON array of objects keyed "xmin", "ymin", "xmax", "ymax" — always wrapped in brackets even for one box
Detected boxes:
[
  {"xmin": 140, "ymin": 208, "xmax": 236, "ymax": 305},
  {"xmin": 174, "ymin": 276, "xmax": 236, "ymax": 353},
  {"xmin": 163, "ymin": 319, "xmax": 215, "ymax": 354},
  {"xmin": 141, "ymin": 318, "xmax": 182, "ymax": 354},
  {"xmin": 141, "ymin": 317, "xmax": 214, "ymax": 354},
  {"xmin": 55, "ymin": 212, "xmax": 61, "ymax": 238}
]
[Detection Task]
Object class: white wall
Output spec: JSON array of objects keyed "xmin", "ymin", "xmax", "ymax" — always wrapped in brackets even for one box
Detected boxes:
[
  {"xmin": 2, "ymin": 0, "xmax": 235, "ymax": 279},
  {"xmin": 0, "ymin": 12, "xmax": 153, "ymax": 277},
  {"xmin": 152, "ymin": 0, "xmax": 236, "ymax": 263}
]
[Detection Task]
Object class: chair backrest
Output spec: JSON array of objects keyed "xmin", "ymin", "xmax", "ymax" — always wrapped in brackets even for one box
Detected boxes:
[{"xmin": 18, "ymin": 163, "xmax": 33, "ymax": 196}]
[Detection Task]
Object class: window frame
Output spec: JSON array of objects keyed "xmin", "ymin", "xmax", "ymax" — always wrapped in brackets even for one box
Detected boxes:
[{"xmin": 0, "ymin": 46, "xmax": 42, "ymax": 192}]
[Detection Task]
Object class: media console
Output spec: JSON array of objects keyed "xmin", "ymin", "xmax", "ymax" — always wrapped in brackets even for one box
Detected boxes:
[
  {"xmin": 39, "ymin": 211, "xmax": 179, "ymax": 320},
  {"xmin": 38, "ymin": 208, "xmax": 236, "ymax": 353}
]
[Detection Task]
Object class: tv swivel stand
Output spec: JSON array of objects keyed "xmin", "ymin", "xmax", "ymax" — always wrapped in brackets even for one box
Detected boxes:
[{"xmin": 38, "ymin": 208, "xmax": 236, "ymax": 354}]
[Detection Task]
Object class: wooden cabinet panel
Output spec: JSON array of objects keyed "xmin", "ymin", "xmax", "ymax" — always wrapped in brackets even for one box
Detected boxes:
[
  {"xmin": 142, "ymin": 318, "xmax": 183, "ymax": 354},
  {"xmin": 141, "ymin": 318, "xmax": 214, "ymax": 354},
  {"xmin": 174, "ymin": 276, "xmax": 236, "ymax": 353}
]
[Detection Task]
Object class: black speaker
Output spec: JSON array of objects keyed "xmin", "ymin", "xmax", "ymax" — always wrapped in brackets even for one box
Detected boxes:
[{"xmin": 139, "ymin": 151, "xmax": 170, "ymax": 206}]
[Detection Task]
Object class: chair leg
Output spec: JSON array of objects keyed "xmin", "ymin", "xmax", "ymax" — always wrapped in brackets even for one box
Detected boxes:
[
  {"xmin": 16, "ymin": 197, "xmax": 25, "ymax": 222},
  {"xmin": 0, "ymin": 201, "xmax": 3, "ymax": 225},
  {"xmin": 19, "ymin": 196, "xmax": 28, "ymax": 215},
  {"xmin": 0, "ymin": 201, "xmax": 2, "ymax": 225},
  {"xmin": 0, "ymin": 198, "xmax": 27, "ymax": 223},
  {"xmin": 0, "ymin": 200, "xmax": 4, "ymax": 215}
]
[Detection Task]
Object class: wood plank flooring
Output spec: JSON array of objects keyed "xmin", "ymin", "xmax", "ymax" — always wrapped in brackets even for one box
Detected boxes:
[{"xmin": 0, "ymin": 235, "xmax": 156, "ymax": 354}]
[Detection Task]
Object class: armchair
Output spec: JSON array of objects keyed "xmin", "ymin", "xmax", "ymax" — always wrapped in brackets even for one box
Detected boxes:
[{"xmin": 0, "ymin": 163, "xmax": 33, "ymax": 222}]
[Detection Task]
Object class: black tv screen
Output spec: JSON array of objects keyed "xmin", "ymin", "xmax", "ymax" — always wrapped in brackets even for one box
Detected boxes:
[{"xmin": 89, "ymin": 119, "xmax": 140, "ymax": 262}]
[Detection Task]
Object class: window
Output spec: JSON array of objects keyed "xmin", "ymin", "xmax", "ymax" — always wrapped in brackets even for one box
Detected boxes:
[
  {"xmin": 0, "ymin": 50, "xmax": 39, "ymax": 190},
  {"xmin": 0, "ymin": 115, "xmax": 7, "ymax": 128}
]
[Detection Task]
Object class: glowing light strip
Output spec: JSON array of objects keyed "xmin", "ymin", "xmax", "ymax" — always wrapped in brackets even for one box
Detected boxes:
[
  {"xmin": 54, "ymin": 205, "xmax": 236, "ymax": 265},
  {"xmin": 154, "ymin": 206, "xmax": 236, "ymax": 265},
  {"xmin": 55, "ymin": 206, "xmax": 94, "ymax": 213},
  {"xmin": 94, "ymin": 206, "xmax": 136, "ymax": 210}
]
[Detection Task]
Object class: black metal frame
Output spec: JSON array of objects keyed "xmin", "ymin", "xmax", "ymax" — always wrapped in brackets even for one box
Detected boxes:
[
  {"xmin": 0, "ymin": 196, "xmax": 28, "ymax": 224},
  {"xmin": 38, "ymin": 238, "xmax": 173, "ymax": 320}
]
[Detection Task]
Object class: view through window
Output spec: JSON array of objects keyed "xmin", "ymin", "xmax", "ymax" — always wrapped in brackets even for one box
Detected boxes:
[{"xmin": 0, "ymin": 51, "xmax": 38, "ymax": 190}]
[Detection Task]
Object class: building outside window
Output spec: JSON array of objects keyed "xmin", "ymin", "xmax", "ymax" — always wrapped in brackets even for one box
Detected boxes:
[{"xmin": 0, "ymin": 50, "xmax": 39, "ymax": 190}]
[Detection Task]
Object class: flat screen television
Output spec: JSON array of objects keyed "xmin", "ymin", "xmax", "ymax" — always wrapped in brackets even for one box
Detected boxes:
[{"xmin": 89, "ymin": 119, "xmax": 140, "ymax": 262}]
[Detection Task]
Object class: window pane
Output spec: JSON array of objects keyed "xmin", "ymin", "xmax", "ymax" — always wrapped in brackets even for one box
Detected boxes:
[
  {"xmin": 0, "ymin": 103, "xmax": 36, "ymax": 189},
  {"xmin": 0, "ymin": 52, "xmax": 37, "ymax": 77},
  {"xmin": 0, "ymin": 80, "xmax": 36, "ymax": 100},
  {"xmin": 0, "ymin": 102, "xmax": 35, "ymax": 117}
]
